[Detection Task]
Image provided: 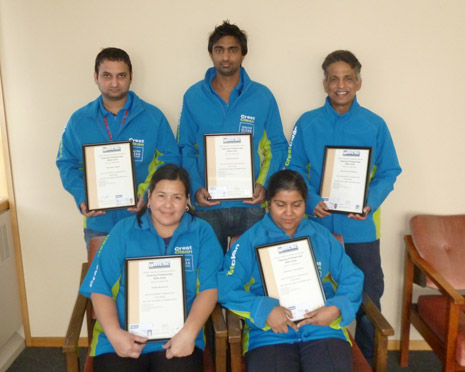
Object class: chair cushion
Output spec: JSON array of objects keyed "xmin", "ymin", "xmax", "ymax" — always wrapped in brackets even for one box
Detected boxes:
[{"xmin": 418, "ymin": 295, "xmax": 465, "ymax": 366}]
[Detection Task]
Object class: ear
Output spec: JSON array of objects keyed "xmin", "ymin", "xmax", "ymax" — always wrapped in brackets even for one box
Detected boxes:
[
  {"xmin": 322, "ymin": 79, "xmax": 330, "ymax": 94},
  {"xmin": 356, "ymin": 78, "xmax": 362, "ymax": 91},
  {"xmin": 94, "ymin": 72, "xmax": 98, "ymax": 84}
]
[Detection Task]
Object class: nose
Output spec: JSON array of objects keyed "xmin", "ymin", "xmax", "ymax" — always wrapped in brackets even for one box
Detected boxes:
[
  {"xmin": 284, "ymin": 205, "xmax": 293, "ymax": 216},
  {"xmin": 110, "ymin": 76, "xmax": 119, "ymax": 87},
  {"xmin": 336, "ymin": 78, "xmax": 345, "ymax": 89}
]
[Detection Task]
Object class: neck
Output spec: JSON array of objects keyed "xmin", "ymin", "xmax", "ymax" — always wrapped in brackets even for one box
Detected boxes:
[
  {"xmin": 150, "ymin": 215, "xmax": 179, "ymax": 239},
  {"xmin": 102, "ymin": 96, "xmax": 127, "ymax": 115},
  {"xmin": 212, "ymin": 72, "xmax": 240, "ymax": 104}
]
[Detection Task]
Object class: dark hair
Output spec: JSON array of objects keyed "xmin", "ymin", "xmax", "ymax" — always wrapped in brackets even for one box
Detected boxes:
[
  {"xmin": 94, "ymin": 47, "xmax": 132, "ymax": 76},
  {"xmin": 136, "ymin": 164, "xmax": 191, "ymax": 226},
  {"xmin": 322, "ymin": 50, "xmax": 362, "ymax": 81},
  {"xmin": 208, "ymin": 20, "xmax": 248, "ymax": 56},
  {"xmin": 267, "ymin": 170, "xmax": 308, "ymax": 202}
]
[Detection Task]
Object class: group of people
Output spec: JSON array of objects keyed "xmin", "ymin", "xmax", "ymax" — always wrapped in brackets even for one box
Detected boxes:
[{"xmin": 57, "ymin": 20, "xmax": 401, "ymax": 372}]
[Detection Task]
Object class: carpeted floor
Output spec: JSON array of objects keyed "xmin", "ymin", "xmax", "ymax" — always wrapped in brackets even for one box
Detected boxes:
[{"xmin": 6, "ymin": 348, "xmax": 443, "ymax": 371}]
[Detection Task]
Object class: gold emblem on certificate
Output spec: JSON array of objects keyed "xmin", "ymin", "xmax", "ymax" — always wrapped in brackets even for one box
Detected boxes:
[
  {"xmin": 255, "ymin": 238, "xmax": 326, "ymax": 321},
  {"xmin": 125, "ymin": 255, "xmax": 186, "ymax": 342},
  {"xmin": 320, "ymin": 146, "xmax": 372, "ymax": 215},
  {"xmin": 82, "ymin": 141, "xmax": 137, "ymax": 211},
  {"xmin": 204, "ymin": 133, "xmax": 254, "ymax": 201}
]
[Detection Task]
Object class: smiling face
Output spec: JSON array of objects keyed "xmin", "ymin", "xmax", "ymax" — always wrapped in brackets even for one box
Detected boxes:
[
  {"xmin": 147, "ymin": 179, "xmax": 188, "ymax": 237},
  {"xmin": 323, "ymin": 61, "xmax": 362, "ymax": 115},
  {"xmin": 94, "ymin": 59, "xmax": 132, "ymax": 103},
  {"xmin": 209, "ymin": 35, "xmax": 245, "ymax": 78},
  {"xmin": 269, "ymin": 189, "xmax": 306, "ymax": 238}
]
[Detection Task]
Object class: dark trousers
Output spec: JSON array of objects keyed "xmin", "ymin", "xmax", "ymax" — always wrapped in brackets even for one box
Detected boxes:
[
  {"xmin": 345, "ymin": 239, "xmax": 384, "ymax": 366},
  {"xmin": 93, "ymin": 347, "xmax": 203, "ymax": 372},
  {"xmin": 245, "ymin": 338, "xmax": 353, "ymax": 372},
  {"xmin": 196, "ymin": 207, "xmax": 265, "ymax": 253}
]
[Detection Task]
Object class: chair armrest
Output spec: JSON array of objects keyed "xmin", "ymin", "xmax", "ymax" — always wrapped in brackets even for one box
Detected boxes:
[
  {"xmin": 63, "ymin": 263, "xmax": 88, "ymax": 353},
  {"xmin": 405, "ymin": 235, "xmax": 464, "ymax": 305},
  {"xmin": 227, "ymin": 309, "xmax": 242, "ymax": 344},
  {"xmin": 211, "ymin": 303, "xmax": 227, "ymax": 338},
  {"xmin": 361, "ymin": 293, "xmax": 394, "ymax": 337}
]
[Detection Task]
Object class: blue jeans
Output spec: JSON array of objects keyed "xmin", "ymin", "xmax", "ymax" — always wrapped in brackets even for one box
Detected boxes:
[
  {"xmin": 344, "ymin": 239, "xmax": 384, "ymax": 367},
  {"xmin": 245, "ymin": 338, "xmax": 352, "ymax": 372},
  {"xmin": 196, "ymin": 207, "xmax": 265, "ymax": 253},
  {"xmin": 83, "ymin": 228, "xmax": 108, "ymax": 252}
]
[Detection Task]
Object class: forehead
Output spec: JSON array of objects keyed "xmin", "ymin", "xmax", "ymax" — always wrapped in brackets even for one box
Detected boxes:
[
  {"xmin": 271, "ymin": 189, "xmax": 304, "ymax": 202},
  {"xmin": 153, "ymin": 179, "xmax": 186, "ymax": 194},
  {"xmin": 97, "ymin": 59, "xmax": 130, "ymax": 74},
  {"xmin": 211, "ymin": 35, "xmax": 241, "ymax": 49},
  {"xmin": 326, "ymin": 61, "xmax": 356, "ymax": 77}
]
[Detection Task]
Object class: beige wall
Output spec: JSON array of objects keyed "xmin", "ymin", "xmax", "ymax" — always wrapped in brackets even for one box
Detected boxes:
[{"xmin": 0, "ymin": 0, "xmax": 464, "ymax": 342}]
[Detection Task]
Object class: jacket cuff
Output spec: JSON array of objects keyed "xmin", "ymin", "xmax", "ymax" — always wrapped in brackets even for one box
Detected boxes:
[
  {"xmin": 251, "ymin": 296, "xmax": 280, "ymax": 329},
  {"xmin": 325, "ymin": 296, "xmax": 358, "ymax": 327}
]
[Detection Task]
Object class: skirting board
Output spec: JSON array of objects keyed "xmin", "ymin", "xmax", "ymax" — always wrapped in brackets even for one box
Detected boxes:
[
  {"xmin": 0, "ymin": 333, "xmax": 25, "ymax": 372},
  {"xmin": 29, "ymin": 337, "xmax": 89, "ymax": 348}
]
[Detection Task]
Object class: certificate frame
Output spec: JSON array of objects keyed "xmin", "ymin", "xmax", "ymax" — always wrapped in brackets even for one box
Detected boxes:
[
  {"xmin": 204, "ymin": 133, "xmax": 255, "ymax": 201},
  {"xmin": 82, "ymin": 140, "xmax": 137, "ymax": 212},
  {"xmin": 319, "ymin": 146, "xmax": 372, "ymax": 215},
  {"xmin": 255, "ymin": 237, "xmax": 326, "ymax": 322},
  {"xmin": 125, "ymin": 255, "xmax": 187, "ymax": 342}
]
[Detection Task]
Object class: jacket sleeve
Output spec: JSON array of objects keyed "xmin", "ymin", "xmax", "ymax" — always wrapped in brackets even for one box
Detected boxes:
[
  {"xmin": 285, "ymin": 120, "xmax": 323, "ymax": 215},
  {"xmin": 56, "ymin": 116, "xmax": 86, "ymax": 210},
  {"xmin": 177, "ymin": 96, "xmax": 204, "ymax": 197},
  {"xmin": 197, "ymin": 223, "xmax": 223, "ymax": 292},
  {"xmin": 366, "ymin": 121, "xmax": 402, "ymax": 212},
  {"xmin": 79, "ymin": 227, "xmax": 125, "ymax": 299},
  {"xmin": 322, "ymin": 232, "xmax": 363, "ymax": 327},
  {"xmin": 256, "ymin": 93, "xmax": 288, "ymax": 188},
  {"xmin": 137, "ymin": 114, "xmax": 180, "ymax": 197},
  {"xmin": 218, "ymin": 236, "xmax": 279, "ymax": 329}
]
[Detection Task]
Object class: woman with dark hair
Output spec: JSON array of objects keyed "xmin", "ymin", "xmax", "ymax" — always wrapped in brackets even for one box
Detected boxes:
[
  {"xmin": 218, "ymin": 169, "xmax": 363, "ymax": 372},
  {"xmin": 80, "ymin": 164, "xmax": 222, "ymax": 372}
]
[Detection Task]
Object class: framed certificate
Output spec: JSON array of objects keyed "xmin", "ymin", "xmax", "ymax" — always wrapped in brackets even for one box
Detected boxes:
[
  {"xmin": 204, "ymin": 133, "xmax": 254, "ymax": 201},
  {"xmin": 125, "ymin": 255, "xmax": 187, "ymax": 342},
  {"xmin": 83, "ymin": 141, "xmax": 137, "ymax": 211},
  {"xmin": 255, "ymin": 237, "xmax": 326, "ymax": 322},
  {"xmin": 319, "ymin": 146, "xmax": 372, "ymax": 215}
]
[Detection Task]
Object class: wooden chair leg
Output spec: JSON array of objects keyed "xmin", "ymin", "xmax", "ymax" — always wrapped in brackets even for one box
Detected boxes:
[{"xmin": 400, "ymin": 241, "xmax": 414, "ymax": 367}]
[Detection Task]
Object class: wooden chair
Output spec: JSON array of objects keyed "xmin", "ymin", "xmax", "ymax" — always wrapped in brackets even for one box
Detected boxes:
[
  {"xmin": 226, "ymin": 235, "xmax": 394, "ymax": 372},
  {"xmin": 400, "ymin": 214, "xmax": 465, "ymax": 372},
  {"xmin": 63, "ymin": 236, "xmax": 227, "ymax": 372}
]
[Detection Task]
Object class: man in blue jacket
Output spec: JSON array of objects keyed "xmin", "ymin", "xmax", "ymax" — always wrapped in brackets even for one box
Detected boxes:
[
  {"xmin": 285, "ymin": 50, "xmax": 401, "ymax": 365},
  {"xmin": 57, "ymin": 48, "xmax": 180, "ymax": 250},
  {"xmin": 177, "ymin": 21, "xmax": 288, "ymax": 253}
]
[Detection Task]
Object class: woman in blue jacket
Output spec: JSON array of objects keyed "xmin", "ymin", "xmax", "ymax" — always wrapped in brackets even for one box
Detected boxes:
[
  {"xmin": 80, "ymin": 164, "xmax": 223, "ymax": 372},
  {"xmin": 218, "ymin": 169, "xmax": 363, "ymax": 372}
]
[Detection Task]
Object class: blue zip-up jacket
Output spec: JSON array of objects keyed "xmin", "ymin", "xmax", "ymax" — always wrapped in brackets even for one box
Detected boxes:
[
  {"xmin": 79, "ymin": 211, "xmax": 223, "ymax": 356},
  {"xmin": 218, "ymin": 213, "xmax": 363, "ymax": 354},
  {"xmin": 177, "ymin": 67, "xmax": 288, "ymax": 210},
  {"xmin": 56, "ymin": 91, "xmax": 180, "ymax": 233},
  {"xmin": 285, "ymin": 97, "xmax": 402, "ymax": 243}
]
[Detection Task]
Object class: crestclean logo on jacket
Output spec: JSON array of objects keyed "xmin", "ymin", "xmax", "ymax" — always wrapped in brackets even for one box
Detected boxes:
[
  {"xmin": 129, "ymin": 137, "xmax": 145, "ymax": 162},
  {"xmin": 239, "ymin": 114, "xmax": 255, "ymax": 134},
  {"xmin": 175, "ymin": 246, "xmax": 194, "ymax": 271}
]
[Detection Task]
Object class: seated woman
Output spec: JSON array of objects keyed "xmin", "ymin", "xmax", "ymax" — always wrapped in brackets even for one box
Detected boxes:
[
  {"xmin": 218, "ymin": 169, "xmax": 364, "ymax": 372},
  {"xmin": 80, "ymin": 164, "xmax": 223, "ymax": 372}
]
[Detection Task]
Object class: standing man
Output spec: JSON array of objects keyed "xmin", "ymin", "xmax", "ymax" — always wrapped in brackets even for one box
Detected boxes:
[
  {"xmin": 177, "ymin": 21, "xmax": 288, "ymax": 252},
  {"xmin": 57, "ymin": 47, "xmax": 180, "ymax": 249},
  {"xmin": 285, "ymin": 50, "xmax": 401, "ymax": 364}
]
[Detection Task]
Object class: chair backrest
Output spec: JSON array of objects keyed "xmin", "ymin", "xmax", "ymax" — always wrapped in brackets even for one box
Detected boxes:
[
  {"xmin": 410, "ymin": 214, "xmax": 465, "ymax": 289},
  {"xmin": 88, "ymin": 236, "xmax": 107, "ymax": 264}
]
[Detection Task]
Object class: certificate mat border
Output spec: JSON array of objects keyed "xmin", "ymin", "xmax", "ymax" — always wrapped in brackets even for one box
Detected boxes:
[
  {"xmin": 124, "ymin": 255, "xmax": 187, "ymax": 342},
  {"xmin": 255, "ymin": 237, "xmax": 326, "ymax": 322},
  {"xmin": 203, "ymin": 133, "xmax": 255, "ymax": 201},
  {"xmin": 82, "ymin": 140, "xmax": 137, "ymax": 212},
  {"xmin": 319, "ymin": 145, "xmax": 372, "ymax": 215}
]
